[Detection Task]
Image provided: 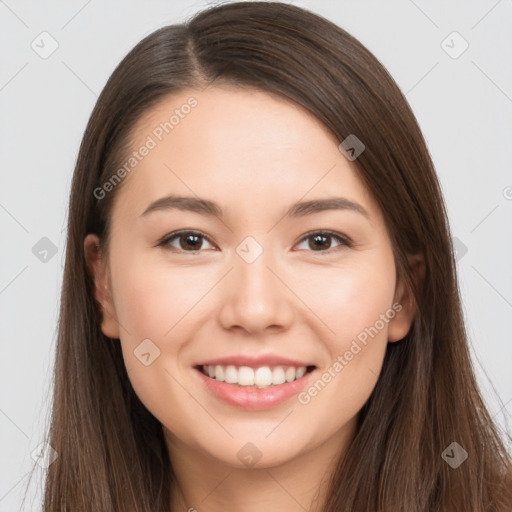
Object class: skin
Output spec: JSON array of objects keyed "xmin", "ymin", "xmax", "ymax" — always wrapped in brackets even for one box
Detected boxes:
[{"xmin": 84, "ymin": 85, "xmax": 421, "ymax": 512}]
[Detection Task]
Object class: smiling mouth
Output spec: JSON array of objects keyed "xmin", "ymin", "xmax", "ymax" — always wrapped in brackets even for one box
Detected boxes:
[{"xmin": 194, "ymin": 364, "xmax": 316, "ymax": 388}]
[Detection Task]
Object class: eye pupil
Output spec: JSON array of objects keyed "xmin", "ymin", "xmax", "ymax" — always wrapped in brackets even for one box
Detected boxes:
[
  {"xmin": 181, "ymin": 233, "xmax": 201, "ymax": 250},
  {"xmin": 310, "ymin": 234, "xmax": 330, "ymax": 250}
]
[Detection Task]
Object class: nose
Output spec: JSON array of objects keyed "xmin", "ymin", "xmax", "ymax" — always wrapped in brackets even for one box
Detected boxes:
[{"xmin": 218, "ymin": 246, "xmax": 295, "ymax": 336}]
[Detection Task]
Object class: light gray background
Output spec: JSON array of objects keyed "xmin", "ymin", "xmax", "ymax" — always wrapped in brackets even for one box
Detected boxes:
[{"xmin": 1, "ymin": 1, "xmax": 511, "ymax": 510}]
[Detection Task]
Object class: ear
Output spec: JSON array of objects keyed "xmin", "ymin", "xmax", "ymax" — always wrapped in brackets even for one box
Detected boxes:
[
  {"xmin": 84, "ymin": 234, "xmax": 120, "ymax": 339},
  {"xmin": 388, "ymin": 253, "xmax": 425, "ymax": 342}
]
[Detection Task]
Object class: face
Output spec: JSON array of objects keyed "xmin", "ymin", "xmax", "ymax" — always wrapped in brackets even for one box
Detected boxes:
[{"xmin": 85, "ymin": 85, "xmax": 416, "ymax": 469}]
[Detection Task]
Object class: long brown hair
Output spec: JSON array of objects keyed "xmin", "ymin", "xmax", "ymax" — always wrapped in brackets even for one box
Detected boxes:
[{"xmin": 23, "ymin": 2, "xmax": 512, "ymax": 510}]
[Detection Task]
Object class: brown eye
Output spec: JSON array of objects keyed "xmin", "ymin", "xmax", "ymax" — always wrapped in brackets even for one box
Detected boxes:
[
  {"xmin": 296, "ymin": 231, "xmax": 352, "ymax": 253},
  {"xmin": 157, "ymin": 229, "xmax": 351, "ymax": 254},
  {"xmin": 159, "ymin": 230, "xmax": 215, "ymax": 252}
]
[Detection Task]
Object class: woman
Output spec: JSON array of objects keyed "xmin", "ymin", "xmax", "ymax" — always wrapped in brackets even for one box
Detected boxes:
[{"xmin": 29, "ymin": 2, "xmax": 512, "ymax": 510}]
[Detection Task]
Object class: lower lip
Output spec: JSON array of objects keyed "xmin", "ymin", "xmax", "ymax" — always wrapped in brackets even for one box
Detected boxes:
[{"xmin": 194, "ymin": 367, "xmax": 316, "ymax": 411}]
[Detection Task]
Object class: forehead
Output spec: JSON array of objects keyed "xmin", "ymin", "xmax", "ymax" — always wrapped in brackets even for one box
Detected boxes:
[
  {"xmin": 132, "ymin": 85, "xmax": 339, "ymax": 159},
  {"xmin": 112, "ymin": 85, "xmax": 378, "ymax": 223}
]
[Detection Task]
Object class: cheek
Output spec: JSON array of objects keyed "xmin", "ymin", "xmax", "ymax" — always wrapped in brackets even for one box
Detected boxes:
[
  {"xmin": 110, "ymin": 258, "xmax": 206, "ymax": 424},
  {"xmin": 112, "ymin": 256, "xmax": 213, "ymax": 346},
  {"xmin": 293, "ymin": 255, "xmax": 396, "ymax": 418},
  {"xmin": 293, "ymin": 257, "xmax": 396, "ymax": 345}
]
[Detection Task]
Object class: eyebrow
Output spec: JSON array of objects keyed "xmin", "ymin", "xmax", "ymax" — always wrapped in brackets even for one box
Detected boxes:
[{"xmin": 139, "ymin": 194, "xmax": 369, "ymax": 220}]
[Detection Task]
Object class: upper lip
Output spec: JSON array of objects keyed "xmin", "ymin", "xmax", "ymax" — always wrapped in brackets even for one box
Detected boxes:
[{"xmin": 194, "ymin": 355, "xmax": 316, "ymax": 369}]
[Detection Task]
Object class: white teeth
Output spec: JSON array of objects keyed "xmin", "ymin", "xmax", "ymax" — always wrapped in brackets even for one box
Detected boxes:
[
  {"xmin": 200, "ymin": 364, "xmax": 311, "ymax": 387},
  {"xmin": 254, "ymin": 367, "xmax": 272, "ymax": 387},
  {"xmin": 238, "ymin": 366, "xmax": 255, "ymax": 386},
  {"xmin": 214, "ymin": 365, "xmax": 225, "ymax": 381},
  {"xmin": 285, "ymin": 366, "xmax": 296, "ymax": 382},
  {"xmin": 295, "ymin": 366, "xmax": 306, "ymax": 379},
  {"xmin": 224, "ymin": 365, "xmax": 238, "ymax": 384},
  {"xmin": 272, "ymin": 366, "xmax": 286, "ymax": 385}
]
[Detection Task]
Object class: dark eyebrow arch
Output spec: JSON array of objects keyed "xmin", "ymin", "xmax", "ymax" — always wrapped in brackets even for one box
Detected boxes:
[{"xmin": 139, "ymin": 195, "xmax": 369, "ymax": 220}]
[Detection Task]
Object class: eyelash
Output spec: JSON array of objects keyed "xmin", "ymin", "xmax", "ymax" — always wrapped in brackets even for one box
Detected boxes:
[{"xmin": 157, "ymin": 229, "xmax": 353, "ymax": 254}]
